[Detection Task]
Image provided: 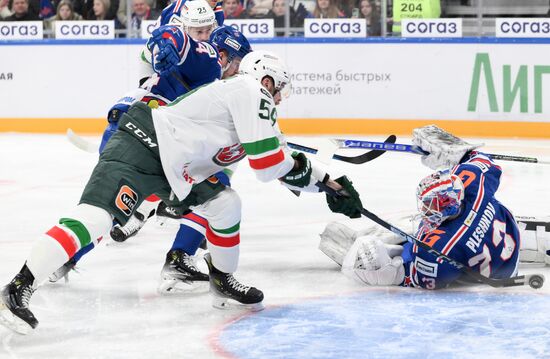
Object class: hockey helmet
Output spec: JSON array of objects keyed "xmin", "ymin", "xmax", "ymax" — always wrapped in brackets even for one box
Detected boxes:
[
  {"xmin": 416, "ymin": 169, "xmax": 464, "ymax": 229},
  {"xmin": 210, "ymin": 25, "xmax": 252, "ymax": 63},
  {"xmin": 181, "ymin": 0, "xmax": 216, "ymax": 35},
  {"xmin": 239, "ymin": 50, "xmax": 291, "ymax": 96}
]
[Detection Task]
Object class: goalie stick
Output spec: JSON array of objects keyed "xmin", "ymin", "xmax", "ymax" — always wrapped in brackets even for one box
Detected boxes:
[
  {"xmin": 288, "ymin": 135, "xmax": 396, "ymax": 165},
  {"xmin": 333, "ymin": 138, "xmax": 550, "ymax": 165},
  {"xmin": 317, "ymin": 181, "xmax": 545, "ymax": 290}
]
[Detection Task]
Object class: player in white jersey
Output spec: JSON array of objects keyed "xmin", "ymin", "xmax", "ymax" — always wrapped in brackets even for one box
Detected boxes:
[{"xmin": 0, "ymin": 51, "xmax": 363, "ymax": 334}]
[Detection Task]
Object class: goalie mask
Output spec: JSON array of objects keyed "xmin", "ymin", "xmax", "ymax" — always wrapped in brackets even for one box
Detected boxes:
[{"xmin": 416, "ymin": 169, "xmax": 464, "ymax": 230}]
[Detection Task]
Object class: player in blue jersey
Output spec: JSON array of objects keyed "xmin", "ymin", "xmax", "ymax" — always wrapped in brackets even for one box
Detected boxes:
[
  {"xmin": 101, "ymin": 0, "xmax": 221, "ymax": 153},
  {"xmin": 135, "ymin": 0, "xmax": 225, "ymax": 82},
  {"xmin": 333, "ymin": 125, "xmax": 525, "ymax": 289}
]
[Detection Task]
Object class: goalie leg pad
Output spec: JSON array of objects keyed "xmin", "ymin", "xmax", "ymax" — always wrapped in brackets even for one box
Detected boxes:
[
  {"xmin": 319, "ymin": 222, "xmax": 358, "ymax": 266},
  {"xmin": 517, "ymin": 217, "xmax": 550, "ymax": 265}
]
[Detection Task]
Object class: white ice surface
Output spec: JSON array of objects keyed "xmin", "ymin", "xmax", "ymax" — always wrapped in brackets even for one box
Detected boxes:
[{"xmin": 0, "ymin": 133, "xmax": 549, "ymax": 359}]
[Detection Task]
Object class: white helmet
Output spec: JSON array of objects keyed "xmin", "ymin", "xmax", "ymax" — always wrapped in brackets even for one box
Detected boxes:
[
  {"xmin": 239, "ymin": 50, "xmax": 291, "ymax": 93},
  {"xmin": 181, "ymin": 0, "xmax": 216, "ymax": 31}
]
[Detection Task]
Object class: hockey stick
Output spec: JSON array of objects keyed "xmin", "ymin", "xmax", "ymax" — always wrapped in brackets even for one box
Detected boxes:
[
  {"xmin": 317, "ymin": 181, "xmax": 545, "ymax": 289},
  {"xmin": 67, "ymin": 129, "xmax": 99, "ymax": 154},
  {"xmin": 334, "ymin": 138, "xmax": 550, "ymax": 165},
  {"xmin": 67, "ymin": 127, "xmax": 396, "ymax": 166},
  {"xmin": 288, "ymin": 135, "xmax": 397, "ymax": 165}
]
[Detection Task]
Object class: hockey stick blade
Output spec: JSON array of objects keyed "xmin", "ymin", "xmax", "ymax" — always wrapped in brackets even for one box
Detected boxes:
[
  {"xmin": 287, "ymin": 135, "xmax": 396, "ymax": 165},
  {"xmin": 333, "ymin": 138, "xmax": 549, "ymax": 165},
  {"xmin": 316, "ymin": 181, "xmax": 544, "ymax": 289},
  {"xmin": 67, "ymin": 129, "xmax": 99, "ymax": 154}
]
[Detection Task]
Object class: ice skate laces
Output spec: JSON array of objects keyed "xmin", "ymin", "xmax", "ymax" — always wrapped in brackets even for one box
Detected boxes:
[
  {"xmin": 120, "ymin": 215, "xmax": 144, "ymax": 235},
  {"xmin": 182, "ymin": 254, "xmax": 200, "ymax": 272},
  {"xmin": 20, "ymin": 286, "xmax": 34, "ymax": 308},
  {"xmin": 226, "ymin": 274, "xmax": 250, "ymax": 294}
]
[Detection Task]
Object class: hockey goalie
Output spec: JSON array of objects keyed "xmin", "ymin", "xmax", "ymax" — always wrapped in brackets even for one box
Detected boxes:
[{"xmin": 319, "ymin": 125, "xmax": 550, "ymax": 289}]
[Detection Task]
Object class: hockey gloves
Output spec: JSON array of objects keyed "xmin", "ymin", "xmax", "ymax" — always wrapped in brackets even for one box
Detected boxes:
[
  {"xmin": 412, "ymin": 125, "xmax": 482, "ymax": 170},
  {"xmin": 326, "ymin": 176, "xmax": 363, "ymax": 219},
  {"xmin": 148, "ymin": 25, "xmax": 184, "ymax": 76},
  {"xmin": 281, "ymin": 152, "xmax": 313, "ymax": 188}
]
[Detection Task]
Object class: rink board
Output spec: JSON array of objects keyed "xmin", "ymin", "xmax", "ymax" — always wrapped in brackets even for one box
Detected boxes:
[{"xmin": 1, "ymin": 38, "xmax": 550, "ymax": 137}]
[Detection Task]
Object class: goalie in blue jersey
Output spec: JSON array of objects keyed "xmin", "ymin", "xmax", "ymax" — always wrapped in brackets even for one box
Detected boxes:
[{"xmin": 321, "ymin": 125, "xmax": 547, "ymax": 289}]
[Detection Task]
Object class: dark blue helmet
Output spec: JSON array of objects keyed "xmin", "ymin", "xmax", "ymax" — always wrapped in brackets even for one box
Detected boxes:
[{"xmin": 210, "ymin": 25, "xmax": 252, "ymax": 62}]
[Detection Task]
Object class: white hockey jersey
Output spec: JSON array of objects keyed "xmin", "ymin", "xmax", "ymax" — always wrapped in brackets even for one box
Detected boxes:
[{"xmin": 152, "ymin": 75, "xmax": 295, "ymax": 200}]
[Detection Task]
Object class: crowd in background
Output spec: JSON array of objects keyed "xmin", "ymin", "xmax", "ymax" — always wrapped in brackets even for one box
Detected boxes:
[
  {"xmin": 0, "ymin": 0, "xmax": 548, "ymax": 37},
  {"xmin": 0, "ymin": 0, "xmax": 383, "ymax": 36}
]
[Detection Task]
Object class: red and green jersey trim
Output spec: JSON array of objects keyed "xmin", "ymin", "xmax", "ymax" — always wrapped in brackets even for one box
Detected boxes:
[
  {"xmin": 248, "ymin": 150, "xmax": 285, "ymax": 170},
  {"xmin": 242, "ymin": 137, "xmax": 279, "ymax": 155},
  {"xmin": 243, "ymin": 137, "xmax": 285, "ymax": 170}
]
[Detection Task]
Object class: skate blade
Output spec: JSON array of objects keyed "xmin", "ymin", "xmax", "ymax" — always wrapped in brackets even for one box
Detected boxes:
[
  {"xmin": 0, "ymin": 304, "xmax": 33, "ymax": 335},
  {"xmin": 157, "ymin": 278, "xmax": 208, "ymax": 295},
  {"xmin": 211, "ymin": 295, "xmax": 265, "ymax": 312}
]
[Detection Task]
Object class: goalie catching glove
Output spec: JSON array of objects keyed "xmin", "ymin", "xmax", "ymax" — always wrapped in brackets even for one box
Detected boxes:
[{"xmin": 412, "ymin": 125, "xmax": 482, "ymax": 170}]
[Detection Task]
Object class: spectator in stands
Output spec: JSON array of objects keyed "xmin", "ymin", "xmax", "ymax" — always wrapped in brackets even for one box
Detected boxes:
[
  {"xmin": 246, "ymin": 0, "xmax": 272, "ymax": 18},
  {"xmin": 7, "ymin": 0, "xmax": 39, "ymax": 18},
  {"xmin": 45, "ymin": 0, "xmax": 82, "ymax": 32},
  {"xmin": 4, "ymin": 0, "xmax": 39, "ymax": 19},
  {"xmin": 128, "ymin": 0, "xmax": 159, "ymax": 35},
  {"xmin": 223, "ymin": 0, "xmax": 245, "ymax": 19},
  {"xmin": 0, "ymin": 0, "xmax": 14, "ymax": 19},
  {"xmin": 88, "ymin": 0, "xmax": 122, "ymax": 30},
  {"xmin": 83, "ymin": 0, "xmax": 118, "ymax": 20},
  {"xmin": 312, "ymin": 0, "xmax": 343, "ymax": 18},
  {"xmin": 339, "ymin": 0, "xmax": 354, "ymax": 17},
  {"xmin": 357, "ymin": 0, "xmax": 380, "ymax": 35},
  {"xmin": 266, "ymin": 0, "xmax": 308, "ymax": 35}
]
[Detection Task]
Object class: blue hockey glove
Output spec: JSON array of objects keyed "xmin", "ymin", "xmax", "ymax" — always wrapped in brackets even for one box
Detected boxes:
[
  {"xmin": 153, "ymin": 42, "xmax": 180, "ymax": 75},
  {"xmin": 148, "ymin": 25, "xmax": 186, "ymax": 75}
]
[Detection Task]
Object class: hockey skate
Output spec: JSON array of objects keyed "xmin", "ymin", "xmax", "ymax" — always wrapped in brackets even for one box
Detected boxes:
[
  {"xmin": 156, "ymin": 202, "xmax": 181, "ymax": 220},
  {"xmin": 110, "ymin": 212, "xmax": 148, "ymax": 242},
  {"xmin": 155, "ymin": 202, "xmax": 182, "ymax": 227},
  {"xmin": 49, "ymin": 257, "xmax": 77, "ymax": 283},
  {"xmin": 204, "ymin": 253, "xmax": 264, "ymax": 311},
  {"xmin": 0, "ymin": 265, "xmax": 38, "ymax": 334},
  {"xmin": 158, "ymin": 250, "xmax": 209, "ymax": 294}
]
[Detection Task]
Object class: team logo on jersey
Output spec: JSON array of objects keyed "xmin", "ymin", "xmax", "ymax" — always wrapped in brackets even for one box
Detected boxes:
[
  {"xmin": 414, "ymin": 257, "xmax": 438, "ymax": 277},
  {"xmin": 115, "ymin": 185, "xmax": 139, "ymax": 216},
  {"xmin": 213, "ymin": 143, "xmax": 246, "ymax": 166}
]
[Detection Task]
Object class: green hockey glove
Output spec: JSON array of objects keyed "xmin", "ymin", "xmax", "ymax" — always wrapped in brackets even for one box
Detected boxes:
[
  {"xmin": 281, "ymin": 152, "xmax": 313, "ymax": 188},
  {"xmin": 326, "ymin": 176, "xmax": 363, "ymax": 219}
]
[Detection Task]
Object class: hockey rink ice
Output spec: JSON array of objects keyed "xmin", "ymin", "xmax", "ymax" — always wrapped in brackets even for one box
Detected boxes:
[{"xmin": 0, "ymin": 133, "xmax": 549, "ymax": 358}]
